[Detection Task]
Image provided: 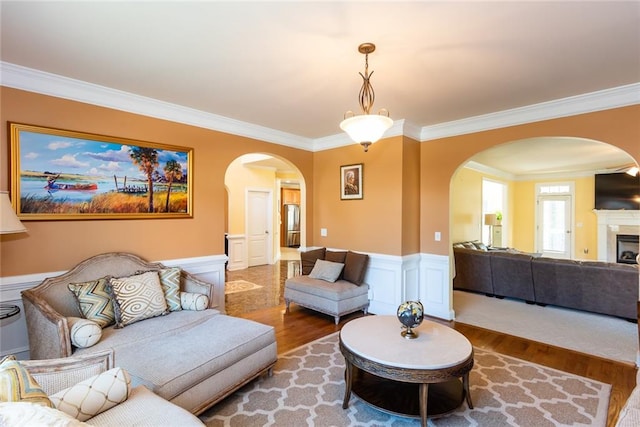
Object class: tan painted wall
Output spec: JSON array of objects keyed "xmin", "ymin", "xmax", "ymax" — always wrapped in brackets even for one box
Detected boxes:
[
  {"xmin": 512, "ymin": 180, "xmax": 536, "ymax": 251},
  {"xmin": 422, "ymin": 105, "xmax": 640, "ymax": 256},
  {"xmin": 1, "ymin": 88, "xmax": 637, "ymax": 276},
  {"xmin": 312, "ymin": 136, "xmax": 407, "ymax": 255},
  {"xmin": 0, "ymin": 87, "xmax": 314, "ymax": 276},
  {"xmin": 450, "ymin": 167, "xmax": 484, "ymax": 243},
  {"xmin": 401, "ymin": 137, "xmax": 421, "ymax": 254}
]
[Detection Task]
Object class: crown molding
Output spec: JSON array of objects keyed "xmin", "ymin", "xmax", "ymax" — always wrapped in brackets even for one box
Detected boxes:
[
  {"xmin": 421, "ymin": 83, "xmax": 640, "ymax": 141},
  {"xmin": 2, "ymin": 62, "xmax": 638, "ymax": 150},
  {"xmin": 0, "ymin": 62, "xmax": 313, "ymax": 151}
]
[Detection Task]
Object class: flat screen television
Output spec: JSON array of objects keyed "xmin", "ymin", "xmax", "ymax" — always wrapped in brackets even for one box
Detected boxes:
[{"xmin": 594, "ymin": 172, "xmax": 640, "ymax": 210}]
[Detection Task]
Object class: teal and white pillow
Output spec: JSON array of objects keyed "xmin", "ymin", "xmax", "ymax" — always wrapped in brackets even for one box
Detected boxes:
[
  {"xmin": 67, "ymin": 278, "xmax": 115, "ymax": 328},
  {"xmin": 158, "ymin": 267, "xmax": 182, "ymax": 312}
]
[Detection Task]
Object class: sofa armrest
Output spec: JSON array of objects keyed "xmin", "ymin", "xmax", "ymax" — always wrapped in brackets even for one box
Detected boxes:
[
  {"xmin": 181, "ymin": 270, "xmax": 225, "ymax": 314},
  {"xmin": 21, "ymin": 289, "xmax": 73, "ymax": 359},
  {"xmin": 20, "ymin": 350, "xmax": 114, "ymax": 395}
]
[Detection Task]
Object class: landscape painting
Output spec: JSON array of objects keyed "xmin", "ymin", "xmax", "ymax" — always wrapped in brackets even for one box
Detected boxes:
[{"xmin": 10, "ymin": 123, "xmax": 193, "ymax": 220}]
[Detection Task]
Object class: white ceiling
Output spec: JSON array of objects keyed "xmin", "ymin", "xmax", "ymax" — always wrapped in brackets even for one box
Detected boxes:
[{"xmin": 1, "ymin": 1, "xmax": 639, "ymax": 175}]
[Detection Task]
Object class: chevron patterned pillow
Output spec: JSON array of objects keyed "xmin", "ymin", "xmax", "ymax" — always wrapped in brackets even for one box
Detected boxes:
[
  {"xmin": 68, "ymin": 277, "xmax": 115, "ymax": 328},
  {"xmin": 157, "ymin": 267, "xmax": 182, "ymax": 312},
  {"xmin": 0, "ymin": 356, "xmax": 53, "ymax": 408}
]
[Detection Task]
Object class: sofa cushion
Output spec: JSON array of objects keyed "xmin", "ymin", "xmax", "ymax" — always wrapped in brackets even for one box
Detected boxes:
[
  {"xmin": 308, "ymin": 260, "xmax": 345, "ymax": 283},
  {"xmin": 109, "ymin": 271, "xmax": 169, "ymax": 328},
  {"xmin": 67, "ymin": 278, "xmax": 115, "ymax": 328},
  {"xmin": 67, "ymin": 317, "xmax": 102, "ymax": 349},
  {"xmin": 343, "ymin": 251, "xmax": 369, "ymax": 285},
  {"xmin": 50, "ymin": 367, "xmax": 131, "ymax": 422},
  {"xmin": 325, "ymin": 250, "xmax": 347, "ymax": 263},
  {"xmin": 74, "ymin": 311, "xmax": 275, "ymax": 402},
  {"xmin": 180, "ymin": 292, "xmax": 209, "ymax": 311},
  {"xmin": 285, "ymin": 275, "xmax": 368, "ymax": 301},
  {"xmin": 86, "ymin": 385, "xmax": 204, "ymax": 426},
  {"xmin": 157, "ymin": 267, "xmax": 182, "ymax": 312},
  {"xmin": 300, "ymin": 248, "xmax": 326, "ymax": 275},
  {"xmin": 0, "ymin": 356, "xmax": 53, "ymax": 408},
  {"xmin": 0, "ymin": 402, "xmax": 90, "ymax": 427}
]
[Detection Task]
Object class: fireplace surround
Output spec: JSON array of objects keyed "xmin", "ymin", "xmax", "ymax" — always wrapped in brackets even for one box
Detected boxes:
[{"xmin": 594, "ymin": 210, "xmax": 640, "ymax": 263}]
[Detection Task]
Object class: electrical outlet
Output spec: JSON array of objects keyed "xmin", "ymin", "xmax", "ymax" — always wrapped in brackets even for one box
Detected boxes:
[
  {"xmin": 435, "ymin": 231, "xmax": 441, "ymax": 241},
  {"xmin": 320, "ymin": 228, "xmax": 327, "ymax": 237}
]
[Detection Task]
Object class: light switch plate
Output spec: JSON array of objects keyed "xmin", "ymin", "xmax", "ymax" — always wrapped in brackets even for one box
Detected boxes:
[{"xmin": 320, "ymin": 228, "xmax": 327, "ymax": 237}]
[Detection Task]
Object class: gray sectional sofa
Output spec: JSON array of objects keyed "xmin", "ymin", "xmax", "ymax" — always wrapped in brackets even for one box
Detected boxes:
[
  {"xmin": 453, "ymin": 244, "xmax": 639, "ymax": 320},
  {"xmin": 21, "ymin": 252, "xmax": 278, "ymax": 416}
]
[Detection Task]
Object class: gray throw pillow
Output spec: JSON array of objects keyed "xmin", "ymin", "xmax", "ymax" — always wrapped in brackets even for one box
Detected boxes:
[{"xmin": 308, "ymin": 260, "xmax": 345, "ymax": 283}]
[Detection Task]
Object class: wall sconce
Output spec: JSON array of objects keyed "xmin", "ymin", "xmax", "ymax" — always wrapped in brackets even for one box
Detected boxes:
[{"xmin": 1, "ymin": 191, "xmax": 27, "ymax": 234}]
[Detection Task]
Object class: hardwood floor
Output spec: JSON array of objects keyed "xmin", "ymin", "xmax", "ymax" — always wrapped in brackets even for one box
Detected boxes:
[{"xmin": 225, "ymin": 258, "xmax": 636, "ymax": 427}]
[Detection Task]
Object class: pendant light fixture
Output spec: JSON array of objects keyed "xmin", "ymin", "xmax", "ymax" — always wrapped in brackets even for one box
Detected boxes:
[{"xmin": 340, "ymin": 42, "xmax": 393, "ymax": 152}]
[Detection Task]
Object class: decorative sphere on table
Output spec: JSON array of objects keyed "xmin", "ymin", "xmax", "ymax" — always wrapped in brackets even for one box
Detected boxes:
[{"xmin": 396, "ymin": 300, "xmax": 424, "ymax": 339}]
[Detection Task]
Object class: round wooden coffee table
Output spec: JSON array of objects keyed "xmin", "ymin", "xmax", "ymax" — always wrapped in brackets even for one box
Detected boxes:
[{"xmin": 339, "ymin": 315, "xmax": 474, "ymax": 427}]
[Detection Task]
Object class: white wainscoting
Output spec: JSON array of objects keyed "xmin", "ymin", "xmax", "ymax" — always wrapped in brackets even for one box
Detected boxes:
[
  {"xmin": 364, "ymin": 252, "xmax": 453, "ymax": 321},
  {"xmin": 226, "ymin": 234, "xmax": 247, "ymax": 271},
  {"xmin": 0, "ymin": 254, "xmax": 227, "ymax": 359}
]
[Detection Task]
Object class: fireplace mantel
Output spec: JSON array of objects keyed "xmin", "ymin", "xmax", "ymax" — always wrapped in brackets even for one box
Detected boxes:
[{"xmin": 593, "ymin": 210, "xmax": 640, "ymax": 262}]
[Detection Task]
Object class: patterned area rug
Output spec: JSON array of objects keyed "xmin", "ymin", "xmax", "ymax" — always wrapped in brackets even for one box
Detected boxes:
[
  {"xmin": 201, "ymin": 332, "xmax": 611, "ymax": 426},
  {"xmin": 224, "ymin": 280, "xmax": 263, "ymax": 295}
]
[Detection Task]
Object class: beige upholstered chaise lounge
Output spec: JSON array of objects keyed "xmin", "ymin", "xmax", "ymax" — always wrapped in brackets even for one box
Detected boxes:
[
  {"xmin": 21, "ymin": 252, "xmax": 277, "ymax": 416},
  {"xmin": 284, "ymin": 248, "xmax": 370, "ymax": 324}
]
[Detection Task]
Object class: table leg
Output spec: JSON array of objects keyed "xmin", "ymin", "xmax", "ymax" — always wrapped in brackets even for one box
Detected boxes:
[
  {"xmin": 463, "ymin": 372, "xmax": 473, "ymax": 409},
  {"xmin": 342, "ymin": 361, "xmax": 353, "ymax": 409},
  {"xmin": 419, "ymin": 383, "xmax": 429, "ymax": 427}
]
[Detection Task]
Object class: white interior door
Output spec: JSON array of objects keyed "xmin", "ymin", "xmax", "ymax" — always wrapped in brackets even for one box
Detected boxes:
[
  {"xmin": 537, "ymin": 195, "xmax": 572, "ymax": 259},
  {"xmin": 247, "ymin": 190, "xmax": 272, "ymax": 267}
]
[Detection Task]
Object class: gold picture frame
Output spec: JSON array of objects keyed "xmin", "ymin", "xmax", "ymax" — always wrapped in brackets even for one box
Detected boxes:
[
  {"xmin": 10, "ymin": 123, "xmax": 193, "ymax": 220},
  {"xmin": 341, "ymin": 163, "xmax": 363, "ymax": 200}
]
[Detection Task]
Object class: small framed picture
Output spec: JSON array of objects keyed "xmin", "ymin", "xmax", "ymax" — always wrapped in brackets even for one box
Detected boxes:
[{"xmin": 340, "ymin": 164, "xmax": 363, "ymax": 200}]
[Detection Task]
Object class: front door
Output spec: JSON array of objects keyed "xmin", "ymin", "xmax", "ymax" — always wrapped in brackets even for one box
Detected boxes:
[{"xmin": 247, "ymin": 190, "xmax": 272, "ymax": 266}]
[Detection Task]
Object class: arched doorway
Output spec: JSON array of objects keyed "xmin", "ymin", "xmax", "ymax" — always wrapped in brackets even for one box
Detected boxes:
[
  {"xmin": 450, "ymin": 136, "xmax": 637, "ymax": 260},
  {"xmin": 224, "ymin": 153, "xmax": 306, "ymax": 270}
]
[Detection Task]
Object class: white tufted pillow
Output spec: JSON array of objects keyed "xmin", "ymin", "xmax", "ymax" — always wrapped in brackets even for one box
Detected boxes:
[
  {"xmin": 49, "ymin": 367, "xmax": 131, "ymax": 422},
  {"xmin": 67, "ymin": 317, "xmax": 102, "ymax": 349},
  {"xmin": 180, "ymin": 292, "xmax": 209, "ymax": 311}
]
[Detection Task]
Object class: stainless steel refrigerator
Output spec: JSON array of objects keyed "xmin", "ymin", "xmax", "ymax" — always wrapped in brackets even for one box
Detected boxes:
[{"xmin": 283, "ymin": 204, "xmax": 300, "ymax": 247}]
